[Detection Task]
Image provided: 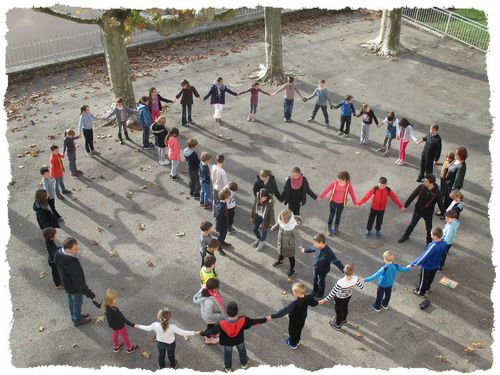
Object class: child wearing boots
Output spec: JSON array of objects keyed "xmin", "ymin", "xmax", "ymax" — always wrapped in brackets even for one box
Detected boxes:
[{"xmin": 271, "ymin": 208, "xmax": 301, "ymax": 277}]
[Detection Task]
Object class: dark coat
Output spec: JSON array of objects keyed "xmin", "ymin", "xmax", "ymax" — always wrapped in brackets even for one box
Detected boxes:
[
  {"xmin": 251, "ymin": 193, "xmax": 274, "ymax": 231},
  {"xmin": 405, "ymin": 183, "xmax": 445, "ymax": 216},
  {"xmin": 252, "ymin": 175, "xmax": 283, "ymax": 202},
  {"xmin": 53, "ymin": 248, "xmax": 95, "ymax": 298},
  {"xmin": 421, "ymin": 133, "xmax": 442, "ymax": 162},
  {"xmin": 445, "ymin": 161, "xmax": 466, "ymax": 191},
  {"xmin": 175, "ymin": 86, "xmax": 200, "ymax": 105},
  {"xmin": 33, "ymin": 202, "xmax": 59, "ymax": 230},
  {"xmin": 203, "ymin": 84, "xmax": 237, "ymax": 105},
  {"xmin": 282, "ymin": 175, "xmax": 318, "ymax": 207}
]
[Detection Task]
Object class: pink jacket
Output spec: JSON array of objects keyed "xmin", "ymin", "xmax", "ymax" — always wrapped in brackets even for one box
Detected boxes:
[
  {"xmin": 167, "ymin": 137, "xmax": 180, "ymax": 160},
  {"xmin": 319, "ymin": 181, "xmax": 358, "ymax": 206}
]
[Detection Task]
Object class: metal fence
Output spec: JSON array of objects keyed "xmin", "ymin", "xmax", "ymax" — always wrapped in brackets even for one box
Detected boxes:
[
  {"xmin": 5, "ymin": 7, "xmax": 271, "ymax": 73},
  {"xmin": 402, "ymin": 7, "xmax": 489, "ymax": 52}
]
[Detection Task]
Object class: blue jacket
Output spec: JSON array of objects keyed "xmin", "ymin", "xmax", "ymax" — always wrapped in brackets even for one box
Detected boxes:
[
  {"xmin": 364, "ymin": 263, "xmax": 410, "ymax": 288},
  {"xmin": 215, "ymin": 200, "xmax": 228, "ymax": 232},
  {"xmin": 443, "ymin": 220, "xmax": 460, "ymax": 245},
  {"xmin": 136, "ymin": 103, "xmax": 152, "ymax": 129},
  {"xmin": 335, "ymin": 100, "xmax": 356, "ymax": 117},
  {"xmin": 199, "ymin": 164, "xmax": 211, "ymax": 185},
  {"xmin": 203, "ymin": 83, "xmax": 237, "ymax": 105},
  {"xmin": 304, "ymin": 245, "xmax": 344, "ymax": 274},
  {"xmin": 410, "ymin": 241, "xmax": 448, "ymax": 270}
]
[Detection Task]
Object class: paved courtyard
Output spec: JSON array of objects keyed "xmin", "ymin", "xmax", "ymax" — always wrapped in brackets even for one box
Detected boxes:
[{"xmin": 4, "ymin": 12, "xmax": 494, "ymax": 371}]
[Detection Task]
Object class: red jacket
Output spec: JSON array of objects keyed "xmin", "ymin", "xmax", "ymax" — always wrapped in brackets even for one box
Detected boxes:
[
  {"xmin": 49, "ymin": 153, "xmax": 65, "ymax": 178},
  {"xmin": 358, "ymin": 186, "xmax": 403, "ymax": 211},
  {"xmin": 167, "ymin": 137, "xmax": 180, "ymax": 160}
]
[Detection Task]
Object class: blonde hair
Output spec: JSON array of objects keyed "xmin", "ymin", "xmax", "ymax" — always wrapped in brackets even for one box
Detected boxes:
[
  {"xmin": 200, "ymin": 152, "xmax": 212, "ymax": 162},
  {"xmin": 360, "ymin": 104, "xmax": 369, "ymax": 112},
  {"xmin": 157, "ymin": 116, "xmax": 167, "ymax": 125},
  {"xmin": 65, "ymin": 129, "xmax": 76, "ymax": 137},
  {"xmin": 450, "ymin": 190, "xmax": 464, "ymax": 202},
  {"xmin": 292, "ymin": 282, "xmax": 305, "ymax": 294},
  {"xmin": 344, "ymin": 264, "xmax": 354, "ymax": 276},
  {"xmin": 102, "ymin": 288, "xmax": 119, "ymax": 311},
  {"xmin": 157, "ymin": 308, "xmax": 172, "ymax": 332},
  {"xmin": 383, "ymin": 251, "xmax": 395, "ymax": 263},
  {"xmin": 279, "ymin": 208, "xmax": 293, "ymax": 223}
]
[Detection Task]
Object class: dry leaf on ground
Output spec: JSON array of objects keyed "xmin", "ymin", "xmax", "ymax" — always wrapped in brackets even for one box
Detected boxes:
[
  {"xmin": 435, "ymin": 355, "xmax": 448, "ymax": 362},
  {"xmin": 471, "ymin": 342, "xmax": 485, "ymax": 349},
  {"xmin": 39, "ymin": 271, "xmax": 48, "ymax": 278},
  {"xmin": 138, "ymin": 223, "xmax": 146, "ymax": 231},
  {"xmin": 108, "ymin": 251, "xmax": 119, "ymax": 257},
  {"xmin": 38, "ymin": 326, "xmax": 45, "ymax": 332},
  {"xmin": 90, "ymin": 240, "xmax": 98, "ymax": 246},
  {"xmin": 176, "ymin": 232, "xmax": 186, "ymax": 237},
  {"xmin": 146, "ymin": 260, "xmax": 155, "ymax": 268},
  {"xmin": 94, "ymin": 316, "xmax": 105, "ymax": 323},
  {"xmin": 141, "ymin": 351, "xmax": 152, "ymax": 359},
  {"xmin": 352, "ymin": 332, "xmax": 363, "ymax": 339}
]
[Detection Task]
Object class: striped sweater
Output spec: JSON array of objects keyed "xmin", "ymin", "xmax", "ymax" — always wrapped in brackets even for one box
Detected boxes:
[{"xmin": 325, "ymin": 276, "xmax": 364, "ymax": 300}]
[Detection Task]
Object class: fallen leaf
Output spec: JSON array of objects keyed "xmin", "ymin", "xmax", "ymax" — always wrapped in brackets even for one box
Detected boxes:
[
  {"xmin": 281, "ymin": 290, "xmax": 288, "ymax": 298},
  {"xmin": 435, "ymin": 355, "xmax": 448, "ymax": 363},
  {"xmin": 125, "ymin": 191, "xmax": 133, "ymax": 198},
  {"xmin": 151, "ymin": 335, "xmax": 157, "ymax": 342},
  {"xmin": 72, "ymin": 343, "xmax": 78, "ymax": 348},
  {"xmin": 183, "ymin": 336, "xmax": 190, "ymax": 341},
  {"xmin": 38, "ymin": 326, "xmax": 45, "ymax": 332},
  {"xmin": 107, "ymin": 224, "xmax": 113, "ymax": 228},
  {"xmin": 352, "ymin": 332, "xmax": 363, "ymax": 339},
  {"xmin": 94, "ymin": 316, "xmax": 105, "ymax": 323},
  {"xmin": 108, "ymin": 250, "xmax": 119, "ymax": 257},
  {"xmin": 464, "ymin": 347, "xmax": 475, "ymax": 353},
  {"xmin": 146, "ymin": 260, "xmax": 155, "ymax": 268},
  {"xmin": 176, "ymin": 231, "xmax": 186, "ymax": 237},
  {"xmin": 107, "ymin": 192, "xmax": 115, "ymax": 197},
  {"xmin": 39, "ymin": 271, "xmax": 49, "ymax": 278},
  {"xmin": 90, "ymin": 239, "xmax": 98, "ymax": 246},
  {"xmin": 141, "ymin": 185, "xmax": 148, "ymax": 190},
  {"xmin": 138, "ymin": 223, "xmax": 146, "ymax": 231},
  {"xmin": 287, "ymin": 277, "xmax": 293, "ymax": 283},
  {"xmin": 141, "ymin": 351, "xmax": 152, "ymax": 359},
  {"xmin": 471, "ymin": 342, "xmax": 485, "ymax": 349},
  {"xmin": 97, "ymin": 227, "xmax": 104, "ymax": 233}
]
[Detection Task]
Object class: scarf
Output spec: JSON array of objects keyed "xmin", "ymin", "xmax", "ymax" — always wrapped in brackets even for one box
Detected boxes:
[
  {"xmin": 290, "ymin": 175, "xmax": 303, "ymax": 190},
  {"xmin": 278, "ymin": 216, "xmax": 298, "ymax": 231},
  {"xmin": 208, "ymin": 289, "xmax": 225, "ymax": 311}
]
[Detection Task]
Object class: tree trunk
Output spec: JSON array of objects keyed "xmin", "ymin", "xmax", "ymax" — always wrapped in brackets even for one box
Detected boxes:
[
  {"xmin": 258, "ymin": 7, "xmax": 286, "ymax": 85},
  {"xmin": 361, "ymin": 9, "xmax": 408, "ymax": 56}
]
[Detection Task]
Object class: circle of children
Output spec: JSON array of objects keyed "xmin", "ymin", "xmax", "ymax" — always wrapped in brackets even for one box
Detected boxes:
[{"xmin": 32, "ymin": 75, "xmax": 468, "ymax": 372}]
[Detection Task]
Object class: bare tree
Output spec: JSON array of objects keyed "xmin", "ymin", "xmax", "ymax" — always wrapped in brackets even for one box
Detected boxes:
[
  {"xmin": 258, "ymin": 7, "xmax": 286, "ymax": 85},
  {"xmin": 361, "ymin": 9, "xmax": 408, "ymax": 56}
]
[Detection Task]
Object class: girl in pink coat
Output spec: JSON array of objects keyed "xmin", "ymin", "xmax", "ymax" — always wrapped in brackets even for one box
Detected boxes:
[{"xmin": 166, "ymin": 127, "xmax": 181, "ymax": 180}]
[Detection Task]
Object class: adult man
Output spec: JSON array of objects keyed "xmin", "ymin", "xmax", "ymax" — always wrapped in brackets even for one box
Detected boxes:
[{"xmin": 416, "ymin": 124, "xmax": 442, "ymax": 183}]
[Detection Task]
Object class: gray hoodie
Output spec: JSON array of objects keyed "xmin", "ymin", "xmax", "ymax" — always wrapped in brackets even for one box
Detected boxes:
[{"xmin": 193, "ymin": 288, "xmax": 226, "ymax": 324}]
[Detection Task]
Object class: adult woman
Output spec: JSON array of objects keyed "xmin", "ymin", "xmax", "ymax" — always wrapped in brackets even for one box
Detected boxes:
[
  {"xmin": 252, "ymin": 169, "xmax": 282, "ymax": 202},
  {"xmin": 441, "ymin": 146, "xmax": 467, "ymax": 210},
  {"xmin": 281, "ymin": 167, "xmax": 319, "ymax": 215}
]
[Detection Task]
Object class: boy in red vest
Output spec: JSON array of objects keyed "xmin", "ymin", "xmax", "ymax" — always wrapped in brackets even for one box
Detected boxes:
[
  {"xmin": 357, "ymin": 177, "xmax": 405, "ymax": 238},
  {"xmin": 49, "ymin": 145, "xmax": 72, "ymax": 197}
]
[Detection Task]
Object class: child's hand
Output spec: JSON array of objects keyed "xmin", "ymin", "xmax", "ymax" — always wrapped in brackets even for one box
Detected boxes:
[
  {"xmin": 400, "ymin": 207, "xmax": 407, "ymax": 213},
  {"xmin": 194, "ymin": 331, "xmax": 201, "ymax": 336},
  {"xmin": 330, "ymin": 105, "xmax": 334, "ymax": 109},
  {"xmin": 300, "ymin": 247, "xmax": 306, "ymax": 254},
  {"xmin": 266, "ymin": 316, "xmax": 272, "ymax": 322},
  {"xmin": 359, "ymin": 277, "xmax": 364, "ymax": 283},
  {"xmin": 133, "ymin": 324, "xmax": 139, "ymax": 329},
  {"xmin": 302, "ymin": 98, "xmax": 307, "ymax": 102},
  {"xmin": 315, "ymin": 197, "xmax": 321, "ymax": 202},
  {"xmin": 318, "ymin": 299, "xmax": 326, "ymax": 305}
]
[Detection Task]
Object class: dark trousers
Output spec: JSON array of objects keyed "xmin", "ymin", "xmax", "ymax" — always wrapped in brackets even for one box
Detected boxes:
[
  {"xmin": 415, "ymin": 268, "xmax": 438, "ymax": 295},
  {"xmin": 188, "ymin": 170, "xmax": 200, "ymax": 196},
  {"xmin": 217, "ymin": 217, "xmax": 228, "ymax": 248},
  {"xmin": 278, "ymin": 255, "xmax": 296, "ymax": 271},
  {"xmin": 82, "ymin": 128, "xmax": 94, "ymax": 152},
  {"xmin": 328, "ymin": 201, "xmax": 345, "ymax": 228},
  {"xmin": 440, "ymin": 244, "xmax": 453, "ymax": 269},
  {"xmin": 224, "ymin": 343, "xmax": 249, "ymax": 369},
  {"xmin": 418, "ymin": 155, "xmax": 434, "ymax": 180},
  {"xmin": 312, "ymin": 270, "xmax": 327, "ymax": 298},
  {"xmin": 47, "ymin": 198, "xmax": 61, "ymax": 219},
  {"xmin": 311, "ymin": 104, "xmax": 329, "ymax": 124},
  {"xmin": 48, "ymin": 259, "xmax": 61, "ymax": 287},
  {"xmin": 403, "ymin": 210, "xmax": 433, "ymax": 244},
  {"xmin": 340, "ymin": 115, "xmax": 352, "ymax": 134},
  {"xmin": 367, "ymin": 209, "xmax": 385, "ymax": 231},
  {"xmin": 206, "ymin": 323, "xmax": 216, "ymax": 338},
  {"xmin": 157, "ymin": 341, "xmax": 176, "ymax": 368},
  {"xmin": 142, "ymin": 126, "xmax": 150, "ymax": 148},
  {"xmin": 283, "ymin": 99, "xmax": 294, "ymax": 120},
  {"xmin": 374, "ymin": 285, "xmax": 392, "ymax": 309},
  {"xmin": 288, "ymin": 317, "xmax": 306, "ymax": 346},
  {"xmin": 288, "ymin": 201, "xmax": 301, "ymax": 215},
  {"xmin": 181, "ymin": 104, "xmax": 193, "ymax": 125},
  {"xmin": 334, "ymin": 296, "xmax": 351, "ymax": 325},
  {"xmin": 228, "ymin": 207, "xmax": 236, "ymax": 228},
  {"xmin": 67, "ymin": 151, "xmax": 77, "ymax": 174}
]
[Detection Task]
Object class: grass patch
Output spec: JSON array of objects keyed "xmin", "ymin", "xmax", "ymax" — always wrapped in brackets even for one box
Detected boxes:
[{"xmin": 450, "ymin": 8, "xmax": 488, "ymax": 26}]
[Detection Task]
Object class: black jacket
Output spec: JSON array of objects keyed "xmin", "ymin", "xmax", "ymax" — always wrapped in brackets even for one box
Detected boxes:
[
  {"xmin": 271, "ymin": 295, "xmax": 319, "ymax": 322},
  {"xmin": 199, "ymin": 164, "xmax": 211, "ymax": 184},
  {"xmin": 175, "ymin": 86, "xmax": 200, "ymax": 105},
  {"xmin": 92, "ymin": 301, "xmax": 134, "ymax": 330},
  {"xmin": 357, "ymin": 109, "xmax": 379, "ymax": 125},
  {"xmin": 53, "ymin": 248, "xmax": 95, "ymax": 298},
  {"xmin": 253, "ymin": 175, "xmax": 283, "ymax": 202},
  {"xmin": 282, "ymin": 175, "xmax": 318, "ymax": 206},
  {"xmin": 421, "ymin": 134, "xmax": 442, "ymax": 162},
  {"xmin": 33, "ymin": 202, "xmax": 59, "ymax": 230},
  {"xmin": 445, "ymin": 161, "xmax": 466, "ymax": 190},
  {"xmin": 215, "ymin": 200, "xmax": 229, "ymax": 232},
  {"xmin": 150, "ymin": 122, "xmax": 169, "ymax": 147},
  {"xmin": 201, "ymin": 316, "xmax": 267, "ymax": 346},
  {"xmin": 405, "ymin": 183, "xmax": 445, "ymax": 216},
  {"xmin": 184, "ymin": 149, "xmax": 200, "ymax": 172}
]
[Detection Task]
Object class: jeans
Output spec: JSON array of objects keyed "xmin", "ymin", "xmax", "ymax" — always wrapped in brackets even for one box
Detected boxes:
[
  {"xmin": 374, "ymin": 285, "xmax": 392, "ymax": 309},
  {"xmin": 55, "ymin": 177, "xmax": 66, "ymax": 194},
  {"xmin": 83, "ymin": 128, "xmax": 94, "ymax": 152},
  {"xmin": 67, "ymin": 152, "xmax": 77, "ymax": 174},
  {"xmin": 250, "ymin": 100, "xmax": 258, "ymax": 114},
  {"xmin": 112, "ymin": 327, "xmax": 132, "ymax": 350},
  {"xmin": 334, "ymin": 296, "xmax": 351, "ymax": 325},
  {"xmin": 328, "ymin": 201, "xmax": 344, "ymax": 227},
  {"xmin": 224, "ymin": 343, "xmax": 249, "ymax": 369},
  {"xmin": 181, "ymin": 104, "xmax": 192, "ymax": 125},
  {"xmin": 367, "ymin": 209, "xmax": 385, "ymax": 231},
  {"xmin": 170, "ymin": 160, "xmax": 179, "ymax": 176},
  {"xmin": 312, "ymin": 270, "xmax": 327, "ymax": 298},
  {"xmin": 252, "ymin": 215, "xmax": 267, "ymax": 241},
  {"xmin": 157, "ymin": 341, "xmax": 176, "ymax": 368},
  {"xmin": 142, "ymin": 126, "xmax": 150, "ymax": 148},
  {"xmin": 117, "ymin": 121, "xmax": 128, "ymax": 139},
  {"xmin": 228, "ymin": 207, "xmax": 236, "ymax": 228},
  {"xmin": 67, "ymin": 293, "xmax": 83, "ymax": 322},
  {"xmin": 283, "ymin": 99, "xmax": 294, "ymax": 120},
  {"xmin": 200, "ymin": 182, "xmax": 212, "ymax": 205},
  {"xmin": 189, "ymin": 171, "xmax": 200, "ymax": 196},
  {"xmin": 340, "ymin": 115, "xmax": 351, "ymax": 134},
  {"xmin": 403, "ymin": 211, "xmax": 433, "ymax": 244},
  {"xmin": 311, "ymin": 104, "xmax": 329, "ymax": 124}
]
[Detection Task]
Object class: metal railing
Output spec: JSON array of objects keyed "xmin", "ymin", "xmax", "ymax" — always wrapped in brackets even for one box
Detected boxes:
[
  {"xmin": 5, "ymin": 7, "xmax": 271, "ymax": 73},
  {"xmin": 402, "ymin": 7, "xmax": 489, "ymax": 52}
]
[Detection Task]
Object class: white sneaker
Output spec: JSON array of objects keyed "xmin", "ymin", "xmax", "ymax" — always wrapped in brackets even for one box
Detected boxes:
[
  {"xmin": 394, "ymin": 159, "xmax": 401, "ymax": 164},
  {"xmin": 257, "ymin": 241, "xmax": 266, "ymax": 251},
  {"xmin": 251, "ymin": 239, "xmax": 260, "ymax": 248}
]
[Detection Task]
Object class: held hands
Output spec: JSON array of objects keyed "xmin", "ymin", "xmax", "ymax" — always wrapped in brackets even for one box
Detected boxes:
[
  {"xmin": 318, "ymin": 299, "xmax": 327, "ymax": 305},
  {"xmin": 266, "ymin": 316, "xmax": 272, "ymax": 322},
  {"xmin": 133, "ymin": 324, "xmax": 139, "ymax": 329},
  {"xmin": 300, "ymin": 247, "xmax": 306, "ymax": 254},
  {"xmin": 315, "ymin": 197, "xmax": 321, "ymax": 202},
  {"xmin": 400, "ymin": 207, "xmax": 407, "ymax": 213},
  {"xmin": 302, "ymin": 98, "xmax": 307, "ymax": 102},
  {"xmin": 330, "ymin": 105, "xmax": 334, "ymax": 109},
  {"xmin": 194, "ymin": 331, "xmax": 201, "ymax": 336}
]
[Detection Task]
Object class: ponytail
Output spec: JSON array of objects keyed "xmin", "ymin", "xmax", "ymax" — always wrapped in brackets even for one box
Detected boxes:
[{"xmin": 157, "ymin": 308, "xmax": 172, "ymax": 332}]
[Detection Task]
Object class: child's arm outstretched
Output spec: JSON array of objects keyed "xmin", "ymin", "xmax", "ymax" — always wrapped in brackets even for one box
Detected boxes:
[
  {"xmin": 269, "ymin": 301, "xmax": 296, "ymax": 320},
  {"xmin": 200, "ymin": 323, "xmax": 221, "ymax": 337},
  {"xmin": 356, "ymin": 188, "xmax": 374, "ymax": 208},
  {"xmin": 303, "ymin": 88, "xmax": 317, "ymax": 102},
  {"xmin": 225, "ymin": 87, "xmax": 239, "ymax": 96}
]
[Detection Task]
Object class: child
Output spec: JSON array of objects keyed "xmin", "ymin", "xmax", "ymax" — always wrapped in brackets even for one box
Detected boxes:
[
  {"xmin": 268, "ymin": 282, "xmax": 319, "ymax": 349},
  {"xmin": 200, "ymin": 255, "xmax": 217, "ymax": 286},
  {"xmin": 135, "ymin": 308, "xmax": 200, "ymax": 369},
  {"xmin": 203, "ymin": 77, "xmax": 238, "ymax": 122},
  {"xmin": 301, "ymin": 233, "xmax": 344, "ymax": 298},
  {"xmin": 215, "ymin": 188, "xmax": 232, "ymax": 251},
  {"xmin": 149, "ymin": 87, "xmax": 174, "ymax": 122},
  {"xmin": 304, "ymin": 79, "xmax": 333, "ymax": 127},
  {"xmin": 408, "ymin": 227, "xmax": 448, "ymax": 296},
  {"xmin": 319, "ymin": 264, "xmax": 364, "ymax": 330},
  {"xmin": 199, "ymin": 152, "xmax": 213, "ymax": 209},
  {"xmin": 199, "ymin": 221, "xmax": 219, "ymax": 263},
  {"xmin": 239, "ymin": 82, "xmax": 270, "ymax": 121},
  {"xmin": 184, "ymin": 138, "xmax": 200, "ymax": 198},
  {"xmin": 253, "ymin": 169, "xmax": 283, "ymax": 202},
  {"xmin": 40, "ymin": 167, "xmax": 63, "ymax": 221},
  {"xmin": 363, "ymin": 251, "xmax": 410, "ymax": 312},
  {"xmin": 226, "ymin": 182, "xmax": 239, "ymax": 234},
  {"xmin": 150, "ymin": 116, "xmax": 169, "ymax": 166},
  {"xmin": 211, "ymin": 154, "xmax": 229, "ymax": 213},
  {"xmin": 440, "ymin": 210, "xmax": 461, "ymax": 270},
  {"xmin": 281, "ymin": 167, "xmax": 319, "ymax": 215},
  {"xmin": 272, "ymin": 76, "xmax": 304, "ymax": 122},
  {"xmin": 104, "ymin": 97, "xmax": 136, "ymax": 144},
  {"xmin": 200, "ymin": 301, "xmax": 269, "ymax": 372},
  {"xmin": 376, "ymin": 111, "xmax": 399, "ymax": 156},
  {"xmin": 416, "ymin": 124, "xmax": 442, "ymax": 183},
  {"xmin": 202, "ymin": 239, "xmax": 220, "ymax": 268},
  {"xmin": 251, "ymin": 188, "xmax": 274, "ymax": 251},
  {"xmin": 193, "ymin": 278, "xmax": 226, "ymax": 344},
  {"xmin": 356, "ymin": 104, "xmax": 378, "ymax": 144},
  {"xmin": 439, "ymin": 152, "xmax": 455, "ymax": 196},
  {"xmin": 445, "ymin": 190, "xmax": 464, "ymax": 220},
  {"xmin": 318, "ymin": 171, "xmax": 357, "ymax": 235},
  {"xmin": 49, "ymin": 145, "xmax": 71, "ymax": 197},
  {"xmin": 166, "ymin": 127, "xmax": 181, "ymax": 180},
  {"xmin": 271, "ymin": 208, "xmax": 301, "ymax": 277},
  {"xmin": 63, "ymin": 129, "xmax": 81, "ymax": 177},
  {"xmin": 356, "ymin": 176, "xmax": 405, "ymax": 238},
  {"xmin": 92, "ymin": 289, "xmax": 139, "ymax": 353},
  {"xmin": 395, "ymin": 117, "xmax": 418, "ymax": 166},
  {"xmin": 137, "ymin": 96, "xmax": 155, "ymax": 149},
  {"xmin": 333, "ymin": 95, "xmax": 356, "ymax": 136},
  {"xmin": 175, "ymin": 79, "xmax": 201, "ymax": 126},
  {"xmin": 33, "ymin": 189, "xmax": 60, "ymax": 230},
  {"xmin": 42, "ymin": 227, "xmax": 62, "ymax": 288},
  {"xmin": 78, "ymin": 104, "xmax": 99, "ymax": 155}
]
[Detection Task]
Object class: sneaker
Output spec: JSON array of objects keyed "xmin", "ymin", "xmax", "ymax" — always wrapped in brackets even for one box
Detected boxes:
[
  {"xmin": 257, "ymin": 241, "xmax": 266, "ymax": 251},
  {"xmin": 80, "ymin": 313, "xmax": 90, "ymax": 318},
  {"xmin": 342, "ymin": 320, "xmax": 347, "ymax": 324},
  {"xmin": 62, "ymin": 189, "xmax": 72, "ymax": 194},
  {"xmin": 284, "ymin": 338, "xmax": 297, "ymax": 350},
  {"xmin": 71, "ymin": 173, "xmax": 79, "ymax": 177},
  {"xmin": 394, "ymin": 159, "xmax": 401, "ymax": 164},
  {"xmin": 413, "ymin": 289, "xmax": 424, "ymax": 297},
  {"xmin": 247, "ymin": 115, "xmax": 252, "ymax": 121},
  {"xmin": 365, "ymin": 230, "xmax": 371, "ymax": 238},
  {"xmin": 251, "ymin": 239, "xmax": 260, "ymax": 248},
  {"xmin": 328, "ymin": 320, "xmax": 342, "ymax": 330},
  {"xmin": 272, "ymin": 260, "xmax": 283, "ymax": 267},
  {"xmin": 325, "ymin": 123, "xmax": 329, "ymax": 128},
  {"xmin": 284, "ymin": 117, "xmax": 288, "ymax": 122},
  {"xmin": 377, "ymin": 148, "xmax": 385, "ymax": 152},
  {"xmin": 228, "ymin": 226, "xmax": 236, "ymax": 233},
  {"xmin": 143, "ymin": 145, "xmax": 154, "ymax": 150},
  {"xmin": 188, "ymin": 120, "xmax": 196, "ymax": 125},
  {"xmin": 287, "ymin": 269, "xmax": 295, "ymax": 277},
  {"xmin": 193, "ymin": 195, "xmax": 200, "ymax": 200},
  {"xmin": 371, "ymin": 303, "xmax": 381, "ymax": 312},
  {"xmin": 224, "ymin": 368, "xmax": 233, "ymax": 373},
  {"xmin": 397, "ymin": 161, "xmax": 405, "ymax": 166},
  {"xmin": 199, "ymin": 203, "xmax": 206, "ymax": 208},
  {"xmin": 241, "ymin": 360, "xmax": 250, "ymax": 369},
  {"xmin": 337, "ymin": 131, "xmax": 344, "ymax": 136},
  {"xmin": 342, "ymin": 133, "xmax": 349, "ymax": 138},
  {"xmin": 170, "ymin": 175, "xmax": 181, "ymax": 180},
  {"xmin": 384, "ymin": 151, "xmax": 390, "ymax": 157},
  {"xmin": 57, "ymin": 194, "xmax": 65, "ymax": 200},
  {"xmin": 57, "ymin": 217, "xmax": 65, "ymax": 223},
  {"xmin": 375, "ymin": 230, "xmax": 381, "ymax": 238},
  {"xmin": 76, "ymin": 170, "xmax": 84, "ymax": 175},
  {"xmin": 218, "ymin": 248, "xmax": 227, "ymax": 256},
  {"xmin": 307, "ymin": 118, "xmax": 314, "ymax": 123},
  {"xmin": 119, "ymin": 140, "xmax": 124, "ymax": 145},
  {"xmin": 382, "ymin": 304, "xmax": 389, "ymax": 310},
  {"xmin": 416, "ymin": 178, "xmax": 424, "ymax": 183},
  {"xmin": 204, "ymin": 204, "xmax": 213, "ymax": 210},
  {"xmin": 171, "ymin": 360, "xmax": 178, "ymax": 369},
  {"xmin": 125, "ymin": 135, "xmax": 132, "ymax": 141},
  {"xmin": 331, "ymin": 227, "xmax": 338, "ymax": 235},
  {"xmin": 296, "ymin": 340, "xmax": 301, "ymax": 346},
  {"xmin": 126, "ymin": 344, "xmax": 139, "ymax": 353},
  {"xmin": 398, "ymin": 236, "xmax": 409, "ymax": 243},
  {"xmin": 113, "ymin": 343, "xmax": 123, "ymax": 353},
  {"xmin": 74, "ymin": 317, "xmax": 92, "ymax": 327}
]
